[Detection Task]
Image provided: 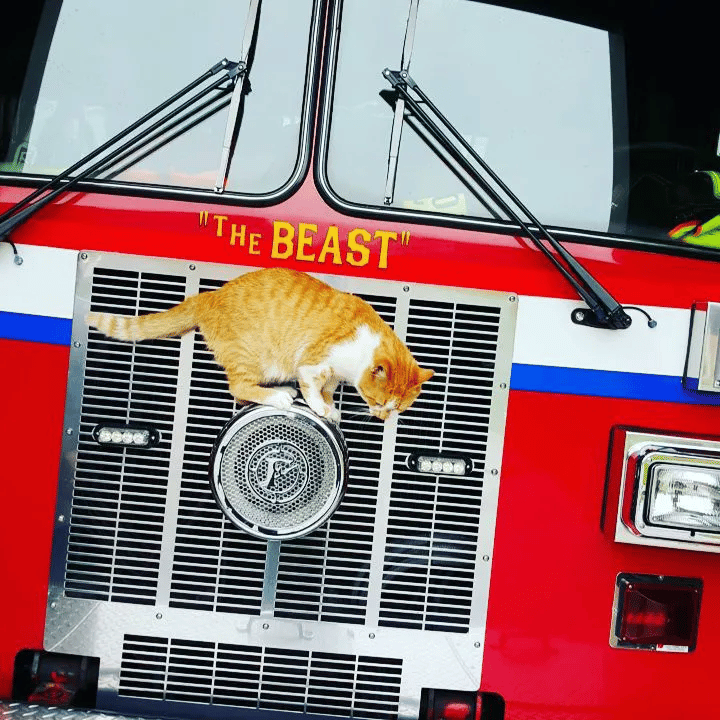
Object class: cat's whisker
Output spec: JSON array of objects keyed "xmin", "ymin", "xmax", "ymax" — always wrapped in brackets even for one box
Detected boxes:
[{"xmin": 342, "ymin": 409, "xmax": 375, "ymax": 424}]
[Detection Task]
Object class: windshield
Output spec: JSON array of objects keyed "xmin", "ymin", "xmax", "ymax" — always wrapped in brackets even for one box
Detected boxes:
[
  {"xmin": 322, "ymin": 0, "xmax": 719, "ymax": 245},
  {"xmin": 1, "ymin": 0, "xmax": 316, "ymax": 196},
  {"xmin": 325, "ymin": 0, "xmax": 620, "ymax": 233}
]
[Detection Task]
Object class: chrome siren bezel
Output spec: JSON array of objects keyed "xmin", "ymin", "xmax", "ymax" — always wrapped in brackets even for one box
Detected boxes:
[{"xmin": 210, "ymin": 403, "xmax": 349, "ymax": 540}]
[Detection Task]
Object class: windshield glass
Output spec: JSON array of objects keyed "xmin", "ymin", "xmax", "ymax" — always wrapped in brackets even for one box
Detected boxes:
[
  {"xmin": 325, "ymin": 0, "xmax": 620, "ymax": 233},
  {"xmin": 1, "ymin": 0, "xmax": 315, "ymax": 196},
  {"xmin": 323, "ymin": 0, "xmax": 719, "ymax": 245}
]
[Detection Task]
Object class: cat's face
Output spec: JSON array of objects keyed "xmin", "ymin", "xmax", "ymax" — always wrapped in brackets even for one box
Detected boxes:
[{"xmin": 357, "ymin": 357, "xmax": 434, "ymax": 420}]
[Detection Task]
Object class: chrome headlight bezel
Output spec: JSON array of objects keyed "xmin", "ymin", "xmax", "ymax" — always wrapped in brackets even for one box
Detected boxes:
[{"xmin": 610, "ymin": 429, "xmax": 720, "ymax": 552}]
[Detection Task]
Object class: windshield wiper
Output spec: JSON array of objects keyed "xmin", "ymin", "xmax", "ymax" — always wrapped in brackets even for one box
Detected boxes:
[
  {"xmin": 382, "ymin": 68, "xmax": 642, "ymax": 330},
  {"xmin": 215, "ymin": 0, "xmax": 262, "ymax": 192},
  {"xmin": 384, "ymin": 0, "xmax": 418, "ymax": 205},
  {"xmin": 0, "ymin": 58, "xmax": 242, "ymax": 262}
]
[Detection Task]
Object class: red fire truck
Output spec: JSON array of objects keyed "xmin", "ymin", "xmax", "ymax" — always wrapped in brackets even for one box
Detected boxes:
[{"xmin": 2, "ymin": 1, "xmax": 719, "ymax": 718}]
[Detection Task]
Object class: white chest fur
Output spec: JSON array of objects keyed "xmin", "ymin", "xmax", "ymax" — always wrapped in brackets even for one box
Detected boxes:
[{"xmin": 326, "ymin": 325, "xmax": 380, "ymax": 384}]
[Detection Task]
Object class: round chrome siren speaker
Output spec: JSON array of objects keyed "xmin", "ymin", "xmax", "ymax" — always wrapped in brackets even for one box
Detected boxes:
[{"xmin": 210, "ymin": 404, "xmax": 348, "ymax": 540}]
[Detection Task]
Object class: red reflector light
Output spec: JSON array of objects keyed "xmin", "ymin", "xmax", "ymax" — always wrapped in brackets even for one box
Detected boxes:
[
  {"xmin": 612, "ymin": 573, "xmax": 702, "ymax": 651},
  {"xmin": 441, "ymin": 702, "xmax": 473, "ymax": 720},
  {"xmin": 421, "ymin": 688, "xmax": 505, "ymax": 720}
]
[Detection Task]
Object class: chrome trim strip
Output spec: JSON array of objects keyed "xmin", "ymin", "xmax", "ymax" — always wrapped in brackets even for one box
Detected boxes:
[
  {"xmin": 155, "ymin": 271, "xmax": 200, "ymax": 605},
  {"xmin": 262, "ymin": 540, "xmax": 281, "ymax": 617}
]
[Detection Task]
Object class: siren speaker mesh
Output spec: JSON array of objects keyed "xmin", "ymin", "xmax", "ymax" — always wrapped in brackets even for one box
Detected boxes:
[{"xmin": 210, "ymin": 404, "xmax": 348, "ymax": 539}]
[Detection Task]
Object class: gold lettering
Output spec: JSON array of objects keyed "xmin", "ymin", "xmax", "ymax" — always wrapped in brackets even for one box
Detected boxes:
[
  {"xmin": 346, "ymin": 228, "xmax": 371, "ymax": 267},
  {"xmin": 213, "ymin": 215, "xmax": 228, "ymax": 237},
  {"xmin": 374, "ymin": 230, "xmax": 397, "ymax": 270},
  {"xmin": 271, "ymin": 221, "xmax": 295, "ymax": 259},
  {"xmin": 229, "ymin": 223, "xmax": 246, "ymax": 246},
  {"xmin": 296, "ymin": 222, "xmax": 317, "ymax": 262},
  {"xmin": 318, "ymin": 226, "xmax": 342, "ymax": 265},
  {"xmin": 249, "ymin": 233, "xmax": 261, "ymax": 255}
]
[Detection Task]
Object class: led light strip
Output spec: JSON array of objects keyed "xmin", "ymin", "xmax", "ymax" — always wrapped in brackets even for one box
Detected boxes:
[{"xmin": 93, "ymin": 425, "xmax": 159, "ymax": 448}]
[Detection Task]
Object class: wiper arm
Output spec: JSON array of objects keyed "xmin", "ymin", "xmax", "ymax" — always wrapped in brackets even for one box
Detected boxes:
[
  {"xmin": 0, "ymin": 58, "xmax": 241, "ymax": 260},
  {"xmin": 382, "ymin": 69, "xmax": 636, "ymax": 331}
]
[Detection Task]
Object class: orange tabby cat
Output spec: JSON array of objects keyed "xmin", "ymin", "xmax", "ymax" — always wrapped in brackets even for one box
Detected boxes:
[{"xmin": 87, "ymin": 267, "xmax": 433, "ymax": 422}]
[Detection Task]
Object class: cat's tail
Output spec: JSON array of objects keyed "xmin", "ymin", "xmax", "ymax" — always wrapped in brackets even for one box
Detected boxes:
[{"xmin": 87, "ymin": 296, "xmax": 199, "ymax": 341}]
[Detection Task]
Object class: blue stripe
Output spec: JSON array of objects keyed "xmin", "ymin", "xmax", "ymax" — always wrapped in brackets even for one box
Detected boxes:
[
  {"xmin": 511, "ymin": 363, "xmax": 720, "ymax": 405},
  {"xmin": 0, "ymin": 311, "xmax": 71, "ymax": 346}
]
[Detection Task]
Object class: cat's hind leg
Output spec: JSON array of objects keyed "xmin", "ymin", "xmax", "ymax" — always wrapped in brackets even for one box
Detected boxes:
[{"xmin": 297, "ymin": 365, "xmax": 339, "ymax": 422}]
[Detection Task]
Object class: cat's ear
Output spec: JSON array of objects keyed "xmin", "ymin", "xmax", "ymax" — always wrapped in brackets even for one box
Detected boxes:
[
  {"xmin": 372, "ymin": 363, "xmax": 388, "ymax": 380},
  {"xmin": 417, "ymin": 367, "xmax": 434, "ymax": 384}
]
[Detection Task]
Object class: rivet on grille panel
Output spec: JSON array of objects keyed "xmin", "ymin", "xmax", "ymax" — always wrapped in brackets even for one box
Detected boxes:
[{"xmin": 210, "ymin": 404, "xmax": 348, "ymax": 540}]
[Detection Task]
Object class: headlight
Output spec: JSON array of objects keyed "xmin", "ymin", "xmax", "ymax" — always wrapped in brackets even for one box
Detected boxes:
[
  {"xmin": 645, "ymin": 461, "xmax": 720, "ymax": 531},
  {"xmin": 608, "ymin": 429, "xmax": 720, "ymax": 552}
]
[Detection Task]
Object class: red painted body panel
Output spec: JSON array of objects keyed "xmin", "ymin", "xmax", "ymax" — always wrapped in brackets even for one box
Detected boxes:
[
  {"xmin": 2, "ymin": 171, "xmax": 720, "ymax": 719},
  {"xmin": 484, "ymin": 392, "xmax": 720, "ymax": 719},
  {"xmin": 0, "ymin": 339, "xmax": 68, "ymax": 700}
]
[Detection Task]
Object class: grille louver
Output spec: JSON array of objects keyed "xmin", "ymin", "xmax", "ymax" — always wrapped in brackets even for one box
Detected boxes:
[
  {"xmin": 66, "ymin": 269, "xmax": 185, "ymax": 604},
  {"xmin": 169, "ymin": 280, "xmax": 267, "ymax": 614},
  {"xmin": 51, "ymin": 253, "xmax": 516, "ymax": 720},
  {"xmin": 378, "ymin": 300, "xmax": 500, "ymax": 633},
  {"xmin": 119, "ymin": 634, "xmax": 402, "ymax": 720}
]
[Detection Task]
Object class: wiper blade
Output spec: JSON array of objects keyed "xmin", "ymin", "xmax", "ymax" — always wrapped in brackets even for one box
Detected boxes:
[
  {"xmin": 215, "ymin": 0, "xmax": 262, "ymax": 193},
  {"xmin": 0, "ymin": 58, "xmax": 241, "ymax": 257},
  {"xmin": 384, "ymin": 0, "xmax": 419, "ymax": 205},
  {"xmin": 382, "ymin": 69, "xmax": 635, "ymax": 331}
]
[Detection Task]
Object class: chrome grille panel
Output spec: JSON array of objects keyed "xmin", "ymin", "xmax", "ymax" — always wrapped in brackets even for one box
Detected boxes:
[
  {"xmin": 118, "ymin": 634, "xmax": 402, "ymax": 720},
  {"xmin": 379, "ymin": 300, "xmax": 500, "ymax": 633},
  {"xmin": 65, "ymin": 269, "xmax": 185, "ymax": 604},
  {"xmin": 49, "ymin": 251, "xmax": 517, "ymax": 720}
]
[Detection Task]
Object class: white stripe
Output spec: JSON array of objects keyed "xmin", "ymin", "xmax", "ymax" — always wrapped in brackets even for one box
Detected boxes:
[
  {"xmin": 515, "ymin": 296, "xmax": 690, "ymax": 377},
  {"xmin": 0, "ymin": 245, "xmax": 692, "ymax": 379},
  {"xmin": 1, "ymin": 244, "xmax": 77, "ymax": 319}
]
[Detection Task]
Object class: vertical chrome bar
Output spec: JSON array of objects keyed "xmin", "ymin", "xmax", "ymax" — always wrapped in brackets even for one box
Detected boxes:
[
  {"xmin": 364, "ymin": 285, "xmax": 410, "ymax": 625},
  {"xmin": 261, "ymin": 539, "xmax": 281, "ymax": 618},
  {"xmin": 155, "ymin": 272, "xmax": 200, "ymax": 606}
]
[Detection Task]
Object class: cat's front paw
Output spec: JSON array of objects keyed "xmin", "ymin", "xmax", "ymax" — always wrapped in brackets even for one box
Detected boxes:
[
  {"xmin": 307, "ymin": 399, "xmax": 341, "ymax": 423},
  {"xmin": 265, "ymin": 388, "xmax": 296, "ymax": 410}
]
